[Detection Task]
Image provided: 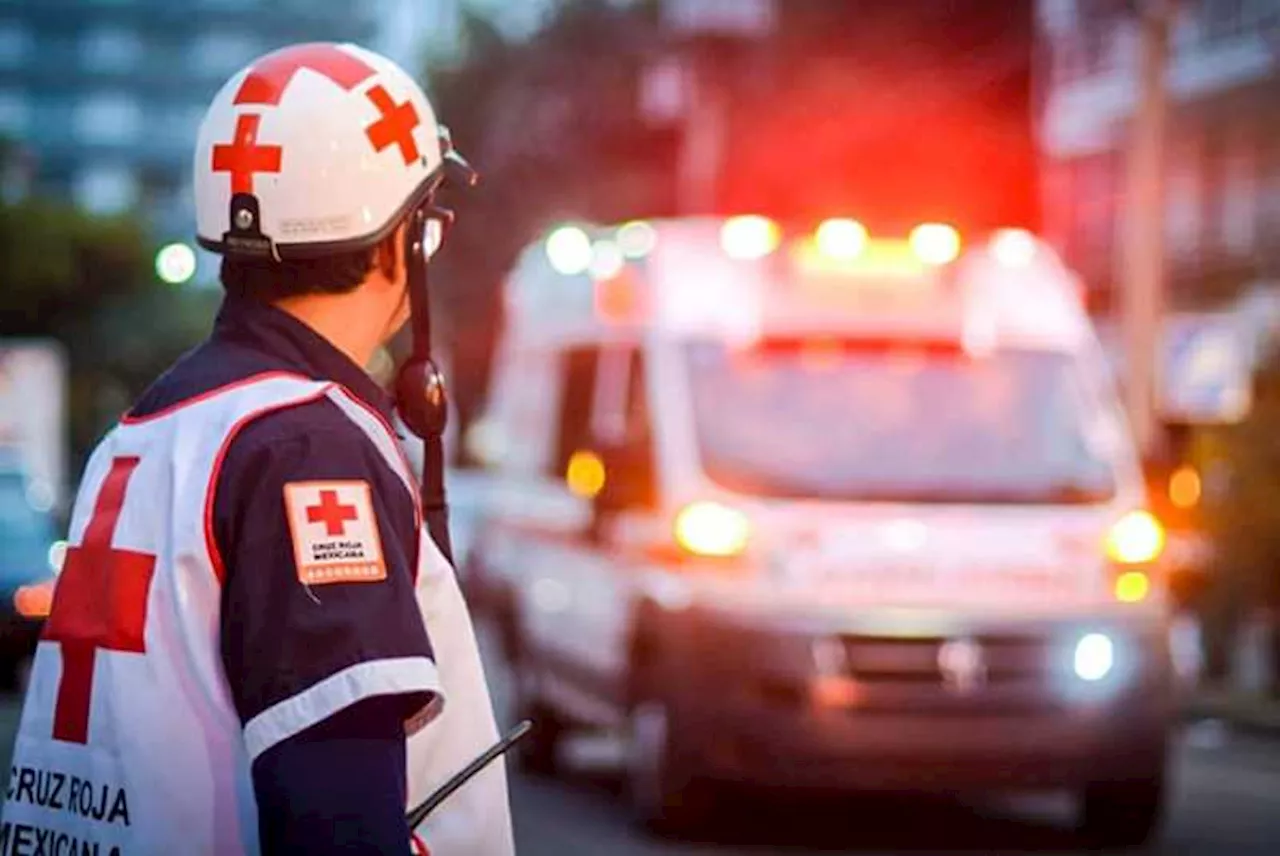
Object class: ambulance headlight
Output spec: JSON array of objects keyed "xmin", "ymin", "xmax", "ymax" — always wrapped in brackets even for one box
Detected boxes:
[
  {"xmin": 674, "ymin": 501, "xmax": 750, "ymax": 558},
  {"xmin": 1105, "ymin": 510, "xmax": 1165, "ymax": 566},
  {"xmin": 1073, "ymin": 633, "xmax": 1115, "ymax": 682}
]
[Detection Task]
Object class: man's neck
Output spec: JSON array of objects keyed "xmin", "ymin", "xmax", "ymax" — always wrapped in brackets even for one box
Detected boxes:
[{"xmin": 273, "ymin": 293, "xmax": 381, "ymax": 371}]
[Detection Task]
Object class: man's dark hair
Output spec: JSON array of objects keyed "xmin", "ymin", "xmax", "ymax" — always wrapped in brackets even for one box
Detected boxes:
[{"xmin": 220, "ymin": 232, "xmax": 399, "ymax": 301}]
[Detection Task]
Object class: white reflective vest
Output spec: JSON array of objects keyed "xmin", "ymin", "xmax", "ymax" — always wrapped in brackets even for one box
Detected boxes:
[{"xmin": 1, "ymin": 374, "xmax": 513, "ymax": 855}]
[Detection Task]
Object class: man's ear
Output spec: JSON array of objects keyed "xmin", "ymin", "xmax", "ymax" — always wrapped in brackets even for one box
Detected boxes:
[{"xmin": 373, "ymin": 224, "xmax": 405, "ymax": 283}]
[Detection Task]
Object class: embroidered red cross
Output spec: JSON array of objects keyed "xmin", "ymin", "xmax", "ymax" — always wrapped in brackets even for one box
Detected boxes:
[
  {"xmin": 365, "ymin": 85, "xmax": 421, "ymax": 165},
  {"xmin": 307, "ymin": 489, "xmax": 359, "ymax": 537},
  {"xmin": 43, "ymin": 457, "xmax": 155, "ymax": 745},
  {"xmin": 212, "ymin": 113, "xmax": 282, "ymax": 195},
  {"xmin": 235, "ymin": 43, "xmax": 376, "ymax": 106}
]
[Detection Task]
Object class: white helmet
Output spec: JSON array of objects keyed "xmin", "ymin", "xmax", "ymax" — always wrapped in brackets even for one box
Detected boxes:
[{"xmin": 193, "ymin": 42, "xmax": 473, "ymax": 260}]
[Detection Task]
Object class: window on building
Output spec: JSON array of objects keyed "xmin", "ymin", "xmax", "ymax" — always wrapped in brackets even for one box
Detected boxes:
[
  {"xmin": 1197, "ymin": 0, "xmax": 1280, "ymax": 44},
  {"xmin": 75, "ymin": 95, "xmax": 141, "ymax": 144},
  {"xmin": 0, "ymin": 21, "xmax": 33, "ymax": 68},
  {"xmin": 1075, "ymin": 152, "xmax": 1118, "ymax": 272},
  {"xmin": 81, "ymin": 27, "xmax": 141, "ymax": 72},
  {"xmin": 74, "ymin": 165, "xmax": 138, "ymax": 214},
  {"xmin": 1074, "ymin": 0, "xmax": 1124, "ymax": 75},
  {"xmin": 1199, "ymin": 129, "xmax": 1262, "ymax": 263},
  {"xmin": 151, "ymin": 102, "xmax": 206, "ymax": 150},
  {"xmin": 1259, "ymin": 156, "xmax": 1280, "ymax": 275},
  {"xmin": 0, "ymin": 90, "xmax": 28, "ymax": 137},
  {"xmin": 1052, "ymin": 39, "xmax": 1084, "ymax": 83},
  {"xmin": 1220, "ymin": 144, "xmax": 1258, "ymax": 258},
  {"xmin": 1199, "ymin": 0, "xmax": 1251, "ymax": 42},
  {"xmin": 192, "ymin": 33, "xmax": 259, "ymax": 77},
  {"xmin": 1166, "ymin": 146, "xmax": 1204, "ymax": 266},
  {"xmin": 1079, "ymin": 26, "xmax": 1112, "ymax": 75}
]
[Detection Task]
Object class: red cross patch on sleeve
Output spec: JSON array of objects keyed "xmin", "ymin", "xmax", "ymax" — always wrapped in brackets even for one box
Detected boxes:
[{"xmin": 283, "ymin": 480, "xmax": 387, "ymax": 585}]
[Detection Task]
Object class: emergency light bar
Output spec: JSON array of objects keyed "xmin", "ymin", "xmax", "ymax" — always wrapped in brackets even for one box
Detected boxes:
[
  {"xmin": 719, "ymin": 216, "xmax": 964, "ymax": 269},
  {"xmin": 910, "ymin": 223, "xmax": 962, "ymax": 265},
  {"xmin": 814, "ymin": 218, "xmax": 868, "ymax": 261},
  {"xmin": 525, "ymin": 218, "xmax": 1075, "ymax": 345},
  {"xmin": 790, "ymin": 236, "xmax": 931, "ymax": 280},
  {"xmin": 545, "ymin": 217, "xmax": 997, "ymax": 278},
  {"xmin": 720, "ymin": 215, "xmax": 781, "ymax": 260}
]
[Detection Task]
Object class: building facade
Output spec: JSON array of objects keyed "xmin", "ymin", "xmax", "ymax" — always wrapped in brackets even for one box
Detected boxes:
[
  {"xmin": 0, "ymin": 0, "xmax": 377, "ymax": 250},
  {"xmin": 1035, "ymin": 0, "xmax": 1280, "ymax": 315}
]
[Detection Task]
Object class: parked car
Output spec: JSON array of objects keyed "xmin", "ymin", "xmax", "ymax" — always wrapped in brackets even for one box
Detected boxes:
[{"xmin": 0, "ymin": 452, "xmax": 60, "ymax": 689}]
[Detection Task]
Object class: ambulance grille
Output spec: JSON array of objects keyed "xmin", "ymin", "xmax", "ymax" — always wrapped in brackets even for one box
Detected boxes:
[{"xmin": 836, "ymin": 634, "xmax": 1064, "ymax": 714}]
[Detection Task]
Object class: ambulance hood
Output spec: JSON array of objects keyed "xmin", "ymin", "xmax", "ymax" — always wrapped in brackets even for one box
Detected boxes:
[{"xmin": 699, "ymin": 499, "xmax": 1139, "ymax": 623}]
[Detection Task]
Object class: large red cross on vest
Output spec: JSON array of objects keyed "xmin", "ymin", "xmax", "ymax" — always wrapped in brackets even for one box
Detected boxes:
[{"xmin": 43, "ymin": 457, "xmax": 155, "ymax": 744}]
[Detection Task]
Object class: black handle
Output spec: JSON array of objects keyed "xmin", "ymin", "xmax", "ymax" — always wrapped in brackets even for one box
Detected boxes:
[{"xmin": 406, "ymin": 719, "xmax": 532, "ymax": 830}]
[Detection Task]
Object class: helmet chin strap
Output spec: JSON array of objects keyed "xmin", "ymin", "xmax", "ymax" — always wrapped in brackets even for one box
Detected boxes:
[
  {"xmin": 395, "ymin": 202, "xmax": 454, "ymax": 563},
  {"xmin": 393, "ymin": 128, "xmax": 477, "ymax": 565}
]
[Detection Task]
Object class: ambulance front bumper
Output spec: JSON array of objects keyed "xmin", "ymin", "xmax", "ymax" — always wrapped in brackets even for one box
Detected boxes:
[{"xmin": 670, "ymin": 610, "xmax": 1174, "ymax": 792}]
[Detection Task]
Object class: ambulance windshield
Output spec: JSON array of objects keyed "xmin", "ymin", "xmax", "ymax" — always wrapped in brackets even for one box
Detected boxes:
[{"xmin": 685, "ymin": 338, "xmax": 1118, "ymax": 504}]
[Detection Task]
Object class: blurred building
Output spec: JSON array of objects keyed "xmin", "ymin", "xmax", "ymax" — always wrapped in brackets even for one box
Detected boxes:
[
  {"xmin": 1036, "ymin": 0, "xmax": 1280, "ymax": 314},
  {"xmin": 0, "ymin": 0, "xmax": 377, "ymax": 252},
  {"xmin": 372, "ymin": 0, "xmax": 460, "ymax": 70}
]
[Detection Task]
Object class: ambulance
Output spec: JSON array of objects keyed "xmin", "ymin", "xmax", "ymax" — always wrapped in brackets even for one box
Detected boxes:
[{"xmin": 464, "ymin": 216, "xmax": 1174, "ymax": 845}]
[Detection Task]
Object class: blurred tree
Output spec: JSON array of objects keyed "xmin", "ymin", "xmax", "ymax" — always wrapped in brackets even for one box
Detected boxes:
[
  {"xmin": 423, "ymin": 0, "xmax": 671, "ymax": 464},
  {"xmin": 1206, "ymin": 347, "xmax": 1280, "ymax": 694},
  {"xmin": 0, "ymin": 184, "xmax": 216, "ymax": 479}
]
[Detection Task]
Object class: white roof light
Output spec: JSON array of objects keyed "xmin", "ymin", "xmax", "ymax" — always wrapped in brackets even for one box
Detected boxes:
[
  {"xmin": 990, "ymin": 229, "xmax": 1038, "ymax": 268},
  {"xmin": 545, "ymin": 225, "xmax": 593, "ymax": 275}
]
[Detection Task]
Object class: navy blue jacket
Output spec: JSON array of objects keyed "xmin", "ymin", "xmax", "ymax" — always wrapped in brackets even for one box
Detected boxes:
[{"xmin": 132, "ymin": 295, "xmax": 431, "ymax": 854}]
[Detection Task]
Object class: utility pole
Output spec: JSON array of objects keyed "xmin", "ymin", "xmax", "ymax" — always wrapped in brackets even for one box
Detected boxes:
[
  {"xmin": 675, "ymin": 55, "xmax": 728, "ymax": 215},
  {"xmin": 660, "ymin": 0, "xmax": 774, "ymax": 215},
  {"xmin": 1121, "ymin": 0, "xmax": 1175, "ymax": 458}
]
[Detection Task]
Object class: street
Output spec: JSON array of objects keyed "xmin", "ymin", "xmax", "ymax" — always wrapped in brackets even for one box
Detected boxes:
[
  {"xmin": 490, "ymin": 673, "xmax": 1280, "ymax": 856},
  {"xmin": 4, "ymin": 672, "xmax": 1280, "ymax": 854},
  {"xmin": 503, "ymin": 725, "xmax": 1280, "ymax": 855}
]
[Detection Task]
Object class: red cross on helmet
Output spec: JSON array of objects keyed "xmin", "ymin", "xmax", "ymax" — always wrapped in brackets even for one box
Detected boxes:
[{"xmin": 193, "ymin": 42, "xmax": 474, "ymax": 260}]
